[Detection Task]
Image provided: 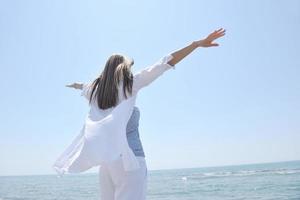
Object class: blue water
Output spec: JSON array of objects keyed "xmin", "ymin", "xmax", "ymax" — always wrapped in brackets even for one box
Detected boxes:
[{"xmin": 0, "ymin": 160, "xmax": 299, "ymax": 200}]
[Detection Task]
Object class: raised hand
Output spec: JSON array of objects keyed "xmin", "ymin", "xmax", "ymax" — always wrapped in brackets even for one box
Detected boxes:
[
  {"xmin": 194, "ymin": 28, "xmax": 226, "ymax": 48},
  {"xmin": 65, "ymin": 82, "xmax": 82, "ymax": 89}
]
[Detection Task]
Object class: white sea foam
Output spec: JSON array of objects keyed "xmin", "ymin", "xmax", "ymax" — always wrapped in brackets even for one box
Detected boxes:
[{"xmin": 188, "ymin": 168, "xmax": 300, "ymax": 179}]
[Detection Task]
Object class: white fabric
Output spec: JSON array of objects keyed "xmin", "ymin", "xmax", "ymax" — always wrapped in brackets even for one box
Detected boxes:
[
  {"xmin": 99, "ymin": 156, "xmax": 147, "ymax": 200},
  {"xmin": 53, "ymin": 54, "xmax": 175, "ymax": 176}
]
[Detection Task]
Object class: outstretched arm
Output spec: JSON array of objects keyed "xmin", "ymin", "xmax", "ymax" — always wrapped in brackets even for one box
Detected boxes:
[
  {"xmin": 65, "ymin": 82, "xmax": 84, "ymax": 90},
  {"xmin": 132, "ymin": 28, "xmax": 226, "ymax": 93},
  {"xmin": 167, "ymin": 28, "xmax": 226, "ymax": 66},
  {"xmin": 66, "ymin": 82, "xmax": 92, "ymax": 100}
]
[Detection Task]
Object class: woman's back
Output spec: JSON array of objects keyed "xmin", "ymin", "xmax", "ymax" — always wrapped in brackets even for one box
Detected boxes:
[
  {"xmin": 80, "ymin": 54, "xmax": 175, "ymax": 158},
  {"xmin": 81, "ymin": 54, "xmax": 175, "ymax": 120},
  {"xmin": 83, "ymin": 80, "xmax": 146, "ymax": 156}
]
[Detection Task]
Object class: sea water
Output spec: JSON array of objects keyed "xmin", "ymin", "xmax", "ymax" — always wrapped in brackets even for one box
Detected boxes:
[{"xmin": 0, "ymin": 160, "xmax": 299, "ymax": 200}]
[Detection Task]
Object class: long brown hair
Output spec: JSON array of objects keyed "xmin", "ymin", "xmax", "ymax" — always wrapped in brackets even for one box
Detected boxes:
[{"xmin": 88, "ymin": 54, "xmax": 134, "ymax": 110}]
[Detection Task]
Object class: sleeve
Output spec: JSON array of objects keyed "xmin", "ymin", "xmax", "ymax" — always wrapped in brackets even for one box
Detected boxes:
[
  {"xmin": 80, "ymin": 82, "xmax": 93, "ymax": 100},
  {"xmin": 132, "ymin": 54, "xmax": 175, "ymax": 93}
]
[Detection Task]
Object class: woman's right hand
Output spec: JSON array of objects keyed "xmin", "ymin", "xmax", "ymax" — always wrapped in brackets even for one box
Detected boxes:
[{"xmin": 193, "ymin": 28, "xmax": 226, "ymax": 48}]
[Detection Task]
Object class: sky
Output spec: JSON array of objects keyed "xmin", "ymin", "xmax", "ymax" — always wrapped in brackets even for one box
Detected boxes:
[{"xmin": 0, "ymin": 0, "xmax": 299, "ymax": 176}]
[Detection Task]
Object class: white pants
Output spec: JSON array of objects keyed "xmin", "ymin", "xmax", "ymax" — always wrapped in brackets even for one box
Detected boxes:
[{"xmin": 98, "ymin": 156, "xmax": 148, "ymax": 200}]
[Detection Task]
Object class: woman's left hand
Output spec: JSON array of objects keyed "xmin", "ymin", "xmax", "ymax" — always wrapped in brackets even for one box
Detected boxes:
[{"xmin": 66, "ymin": 82, "xmax": 83, "ymax": 89}]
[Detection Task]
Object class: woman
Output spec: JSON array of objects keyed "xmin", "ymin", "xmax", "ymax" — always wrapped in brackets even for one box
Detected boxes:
[{"xmin": 65, "ymin": 28, "xmax": 225, "ymax": 200}]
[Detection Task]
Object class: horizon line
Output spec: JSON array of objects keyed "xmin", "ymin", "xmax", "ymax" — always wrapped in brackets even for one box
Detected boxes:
[{"xmin": 1, "ymin": 159, "xmax": 299, "ymax": 177}]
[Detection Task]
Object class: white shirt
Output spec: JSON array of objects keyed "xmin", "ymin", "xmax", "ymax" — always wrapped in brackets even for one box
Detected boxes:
[{"xmin": 53, "ymin": 54, "xmax": 175, "ymax": 176}]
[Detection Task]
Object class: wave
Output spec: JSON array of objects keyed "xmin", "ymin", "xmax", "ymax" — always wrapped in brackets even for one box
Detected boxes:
[{"xmin": 183, "ymin": 168, "xmax": 300, "ymax": 180}]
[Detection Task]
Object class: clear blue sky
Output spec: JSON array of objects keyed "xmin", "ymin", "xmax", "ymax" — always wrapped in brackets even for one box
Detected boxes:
[{"xmin": 0, "ymin": 0, "xmax": 299, "ymax": 176}]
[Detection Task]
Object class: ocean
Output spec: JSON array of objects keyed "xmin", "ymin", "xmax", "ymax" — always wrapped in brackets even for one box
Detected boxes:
[{"xmin": 0, "ymin": 160, "xmax": 299, "ymax": 200}]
